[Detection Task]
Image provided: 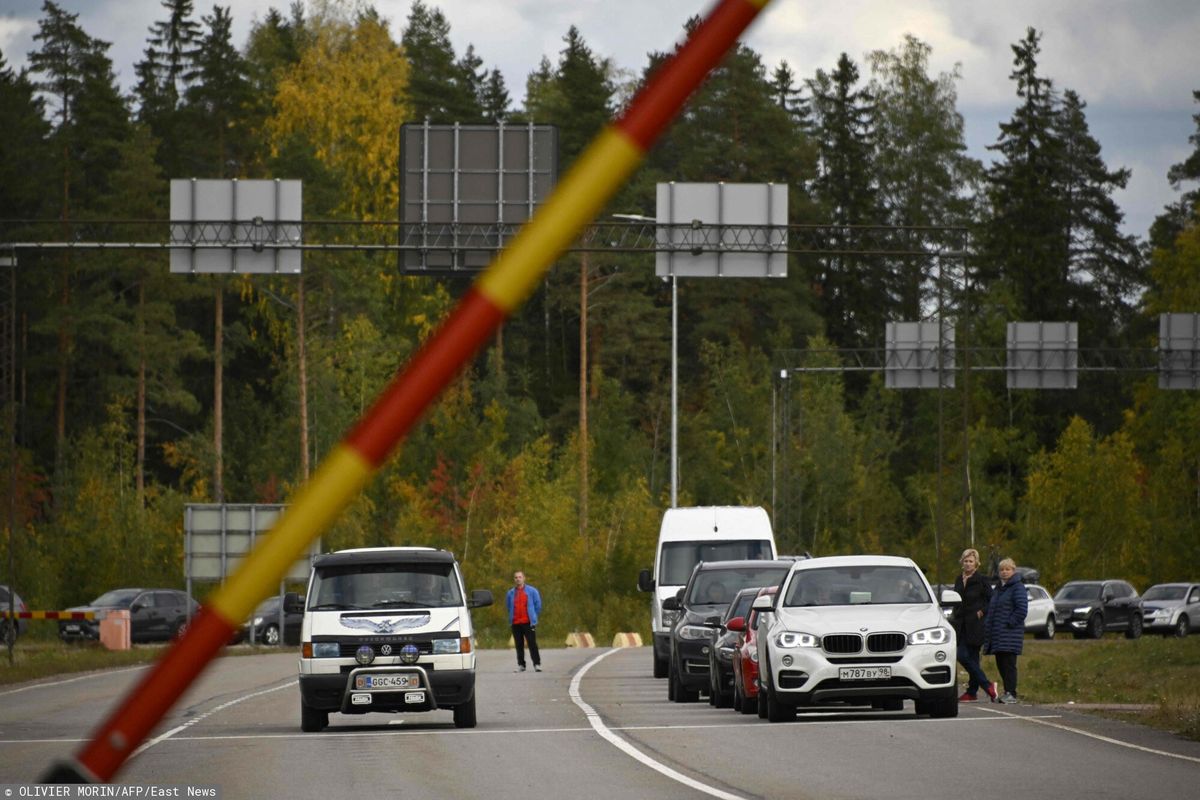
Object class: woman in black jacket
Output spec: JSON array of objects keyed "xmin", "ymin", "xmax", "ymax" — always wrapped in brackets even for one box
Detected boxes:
[{"xmin": 953, "ymin": 548, "xmax": 997, "ymax": 701}]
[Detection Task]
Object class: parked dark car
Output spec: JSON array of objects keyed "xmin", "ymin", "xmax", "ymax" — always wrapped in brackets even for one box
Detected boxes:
[
  {"xmin": 58, "ymin": 588, "xmax": 198, "ymax": 643},
  {"xmin": 1, "ymin": 584, "xmax": 30, "ymax": 644},
  {"xmin": 1053, "ymin": 580, "xmax": 1143, "ymax": 639},
  {"xmin": 706, "ymin": 587, "xmax": 761, "ymax": 708},
  {"xmin": 665, "ymin": 559, "xmax": 796, "ymax": 703},
  {"xmin": 1141, "ymin": 582, "xmax": 1200, "ymax": 637},
  {"xmin": 232, "ymin": 594, "xmax": 303, "ymax": 646}
]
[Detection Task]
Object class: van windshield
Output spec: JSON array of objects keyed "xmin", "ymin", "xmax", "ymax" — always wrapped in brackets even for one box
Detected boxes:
[
  {"xmin": 309, "ymin": 563, "xmax": 462, "ymax": 610},
  {"xmin": 659, "ymin": 540, "xmax": 773, "ymax": 586}
]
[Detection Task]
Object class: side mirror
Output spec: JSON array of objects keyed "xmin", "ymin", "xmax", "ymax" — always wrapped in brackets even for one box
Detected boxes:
[
  {"xmin": 751, "ymin": 594, "xmax": 774, "ymax": 612},
  {"xmin": 940, "ymin": 589, "xmax": 963, "ymax": 605},
  {"xmin": 1103, "ymin": 590, "xmax": 1114, "ymax": 603},
  {"xmin": 130, "ymin": 603, "xmax": 144, "ymax": 613},
  {"xmin": 662, "ymin": 596, "xmax": 681, "ymax": 612},
  {"xmin": 726, "ymin": 616, "xmax": 745, "ymax": 633},
  {"xmin": 703, "ymin": 615, "xmax": 721, "ymax": 627},
  {"xmin": 637, "ymin": 569, "xmax": 655, "ymax": 593},
  {"xmin": 283, "ymin": 592, "xmax": 305, "ymax": 614},
  {"xmin": 469, "ymin": 589, "xmax": 494, "ymax": 609}
]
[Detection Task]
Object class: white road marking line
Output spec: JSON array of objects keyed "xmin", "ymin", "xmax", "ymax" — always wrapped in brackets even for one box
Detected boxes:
[
  {"xmin": 977, "ymin": 705, "xmax": 1200, "ymax": 764},
  {"xmin": 131, "ymin": 680, "xmax": 297, "ymax": 758},
  {"xmin": 0, "ymin": 666, "xmax": 146, "ymax": 696},
  {"xmin": 569, "ymin": 648, "xmax": 748, "ymax": 800}
]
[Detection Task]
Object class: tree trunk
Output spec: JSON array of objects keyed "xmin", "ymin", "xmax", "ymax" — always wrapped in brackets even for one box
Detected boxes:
[
  {"xmin": 579, "ymin": 253, "xmax": 588, "ymax": 542},
  {"xmin": 136, "ymin": 279, "xmax": 146, "ymax": 502},
  {"xmin": 213, "ymin": 281, "xmax": 224, "ymax": 503},
  {"xmin": 297, "ymin": 277, "xmax": 309, "ymax": 481}
]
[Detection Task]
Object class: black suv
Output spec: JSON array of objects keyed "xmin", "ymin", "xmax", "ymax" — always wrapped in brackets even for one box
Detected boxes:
[
  {"xmin": 1053, "ymin": 580, "xmax": 1143, "ymax": 639},
  {"xmin": 666, "ymin": 559, "xmax": 796, "ymax": 703},
  {"xmin": 58, "ymin": 588, "xmax": 198, "ymax": 643}
]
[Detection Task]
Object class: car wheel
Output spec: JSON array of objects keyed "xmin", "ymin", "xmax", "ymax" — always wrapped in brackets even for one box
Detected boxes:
[
  {"xmin": 1175, "ymin": 616, "xmax": 1190, "ymax": 638},
  {"xmin": 173, "ymin": 619, "xmax": 188, "ymax": 640},
  {"xmin": 1124, "ymin": 614, "xmax": 1142, "ymax": 640},
  {"xmin": 766, "ymin": 687, "xmax": 794, "ymax": 722},
  {"xmin": 300, "ymin": 698, "xmax": 328, "ymax": 732},
  {"xmin": 264, "ymin": 624, "xmax": 281, "ymax": 646},
  {"xmin": 453, "ymin": 695, "xmax": 477, "ymax": 729},
  {"xmin": 669, "ymin": 655, "xmax": 690, "ymax": 703},
  {"xmin": 1044, "ymin": 616, "xmax": 1055, "ymax": 640},
  {"xmin": 653, "ymin": 651, "xmax": 668, "ymax": 679},
  {"xmin": 740, "ymin": 684, "xmax": 757, "ymax": 716},
  {"xmin": 930, "ymin": 695, "xmax": 959, "ymax": 719},
  {"xmin": 1088, "ymin": 614, "xmax": 1105, "ymax": 639},
  {"xmin": 757, "ymin": 686, "xmax": 768, "ymax": 719}
]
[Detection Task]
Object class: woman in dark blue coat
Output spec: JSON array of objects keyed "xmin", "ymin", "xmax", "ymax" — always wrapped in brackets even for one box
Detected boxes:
[{"xmin": 983, "ymin": 557, "xmax": 1028, "ymax": 703}]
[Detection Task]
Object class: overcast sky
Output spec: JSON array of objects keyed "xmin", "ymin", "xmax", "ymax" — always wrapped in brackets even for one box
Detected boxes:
[{"xmin": 2, "ymin": 0, "xmax": 1198, "ymax": 238}]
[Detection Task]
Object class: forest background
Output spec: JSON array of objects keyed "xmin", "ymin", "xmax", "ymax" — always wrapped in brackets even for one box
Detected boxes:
[{"xmin": 2, "ymin": 0, "xmax": 1200, "ymax": 644}]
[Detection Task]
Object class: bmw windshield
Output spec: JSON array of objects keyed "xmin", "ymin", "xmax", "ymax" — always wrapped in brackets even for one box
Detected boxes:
[{"xmin": 783, "ymin": 565, "xmax": 931, "ymax": 607}]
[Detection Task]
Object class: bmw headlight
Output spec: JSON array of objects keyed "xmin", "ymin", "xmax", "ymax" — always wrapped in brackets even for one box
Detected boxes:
[
  {"xmin": 908, "ymin": 626, "xmax": 951, "ymax": 645},
  {"xmin": 432, "ymin": 638, "xmax": 462, "ymax": 654},
  {"xmin": 678, "ymin": 624, "xmax": 712, "ymax": 640},
  {"xmin": 312, "ymin": 642, "xmax": 340, "ymax": 658},
  {"xmin": 774, "ymin": 631, "xmax": 818, "ymax": 648},
  {"xmin": 1073, "ymin": 606, "xmax": 1093, "ymax": 616}
]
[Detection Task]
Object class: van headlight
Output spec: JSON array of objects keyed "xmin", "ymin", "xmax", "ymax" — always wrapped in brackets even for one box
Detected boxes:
[
  {"xmin": 908, "ymin": 627, "xmax": 950, "ymax": 645},
  {"xmin": 312, "ymin": 642, "xmax": 340, "ymax": 658},
  {"xmin": 661, "ymin": 609, "xmax": 680, "ymax": 629},
  {"xmin": 432, "ymin": 638, "xmax": 462, "ymax": 654}
]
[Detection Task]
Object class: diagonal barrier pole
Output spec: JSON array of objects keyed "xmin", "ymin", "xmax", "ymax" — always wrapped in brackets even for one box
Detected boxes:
[{"xmin": 43, "ymin": 0, "xmax": 774, "ymax": 783}]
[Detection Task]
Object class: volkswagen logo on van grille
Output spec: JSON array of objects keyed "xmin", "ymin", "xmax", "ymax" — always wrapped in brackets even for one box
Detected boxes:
[
  {"xmin": 355, "ymin": 645, "xmax": 375, "ymax": 665},
  {"xmin": 380, "ymin": 644, "xmax": 393, "ymax": 656}
]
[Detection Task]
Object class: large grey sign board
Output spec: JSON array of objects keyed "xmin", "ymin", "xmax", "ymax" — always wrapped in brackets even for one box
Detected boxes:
[
  {"xmin": 655, "ymin": 182, "xmax": 788, "ymax": 278},
  {"xmin": 400, "ymin": 122, "xmax": 558, "ymax": 271},
  {"xmin": 170, "ymin": 179, "xmax": 302, "ymax": 274},
  {"xmin": 1007, "ymin": 321, "xmax": 1078, "ymax": 389},
  {"xmin": 886, "ymin": 321, "xmax": 955, "ymax": 388},
  {"xmin": 1159, "ymin": 313, "xmax": 1200, "ymax": 389},
  {"xmin": 184, "ymin": 503, "xmax": 318, "ymax": 582}
]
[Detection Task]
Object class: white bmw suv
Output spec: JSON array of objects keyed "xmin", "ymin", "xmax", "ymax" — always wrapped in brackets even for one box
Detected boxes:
[{"xmin": 754, "ymin": 555, "xmax": 960, "ymax": 721}]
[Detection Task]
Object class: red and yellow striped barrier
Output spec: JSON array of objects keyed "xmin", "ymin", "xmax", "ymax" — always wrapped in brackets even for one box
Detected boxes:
[
  {"xmin": 611, "ymin": 632, "xmax": 644, "ymax": 648},
  {"xmin": 1, "ymin": 610, "xmax": 95, "ymax": 620},
  {"xmin": 45, "ymin": 0, "xmax": 774, "ymax": 783},
  {"xmin": 565, "ymin": 631, "xmax": 596, "ymax": 648}
]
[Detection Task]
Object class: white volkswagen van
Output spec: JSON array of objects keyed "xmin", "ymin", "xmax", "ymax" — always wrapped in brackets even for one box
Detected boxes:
[
  {"xmin": 637, "ymin": 506, "xmax": 776, "ymax": 678},
  {"xmin": 287, "ymin": 547, "xmax": 493, "ymax": 731}
]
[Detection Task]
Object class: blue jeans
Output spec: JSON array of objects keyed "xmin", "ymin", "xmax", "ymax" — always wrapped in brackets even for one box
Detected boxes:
[{"xmin": 957, "ymin": 643, "xmax": 990, "ymax": 695}]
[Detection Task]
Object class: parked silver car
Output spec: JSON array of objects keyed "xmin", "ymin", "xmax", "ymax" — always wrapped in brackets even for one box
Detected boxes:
[
  {"xmin": 1141, "ymin": 582, "xmax": 1200, "ymax": 637},
  {"xmin": 1024, "ymin": 584, "xmax": 1059, "ymax": 639}
]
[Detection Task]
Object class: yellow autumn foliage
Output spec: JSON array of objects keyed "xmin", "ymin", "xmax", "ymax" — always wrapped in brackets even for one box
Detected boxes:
[{"xmin": 268, "ymin": 6, "xmax": 409, "ymax": 220}]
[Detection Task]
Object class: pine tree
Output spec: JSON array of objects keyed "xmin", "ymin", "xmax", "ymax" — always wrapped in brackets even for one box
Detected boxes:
[
  {"xmin": 401, "ymin": 0, "xmax": 481, "ymax": 122},
  {"xmin": 1056, "ymin": 89, "xmax": 1142, "ymax": 337},
  {"xmin": 184, "ymin": 4, "xmax": 253, "ymax": 177},
  {"xmin": 981, "ymin": 28, "xmax": 1068, "ymax": 320},
  {"xmin": 134, "ymin": 0, "xmax": 202, "ymax": 178},
  {"xmin": 0, "ymin": 51, "xmax": 52, "ymax": 219},
  {"xmin": 480, "ymin": 69, "xmax": 511, "ymax": 122},
  {"xmin": 1150, "ymin": 90, "xmax": 1200, "ymax": 250},
  {"xmin": 806, "ymin": 53, "xmax": 879, "ymax": 346}
]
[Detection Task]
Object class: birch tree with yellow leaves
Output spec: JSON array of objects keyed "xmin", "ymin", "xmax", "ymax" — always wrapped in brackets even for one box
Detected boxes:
[{"xmin": 268, "ymin": 3, "xmax": 409, "ymax": 220}]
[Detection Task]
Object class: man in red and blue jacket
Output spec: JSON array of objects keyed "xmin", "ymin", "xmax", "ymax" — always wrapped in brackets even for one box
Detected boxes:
[{"xmin": 506, "ymin": 570, "xmax": 543, "ymax": 672}]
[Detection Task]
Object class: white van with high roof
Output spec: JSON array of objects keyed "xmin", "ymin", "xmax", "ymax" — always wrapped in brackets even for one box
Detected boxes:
[{"xmin": 637, "ymin": 506, "xmax": 776, "ymax": 678}]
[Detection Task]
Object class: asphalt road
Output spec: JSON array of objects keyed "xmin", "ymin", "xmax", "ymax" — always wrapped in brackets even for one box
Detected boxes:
[{"xmin": 1, "ymin": 646, "xmax": 1198, "ymax": 798}]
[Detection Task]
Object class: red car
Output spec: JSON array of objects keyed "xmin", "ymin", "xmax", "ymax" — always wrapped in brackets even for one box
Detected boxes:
[{"xmin": 730, "ymin": 585, "xmax": 777, "ymax": 716}]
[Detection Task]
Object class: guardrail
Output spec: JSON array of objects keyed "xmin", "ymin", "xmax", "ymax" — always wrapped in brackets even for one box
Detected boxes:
[{"xmin": 1, "ymin": 610, "xmax": 96, "ymax": 620}]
